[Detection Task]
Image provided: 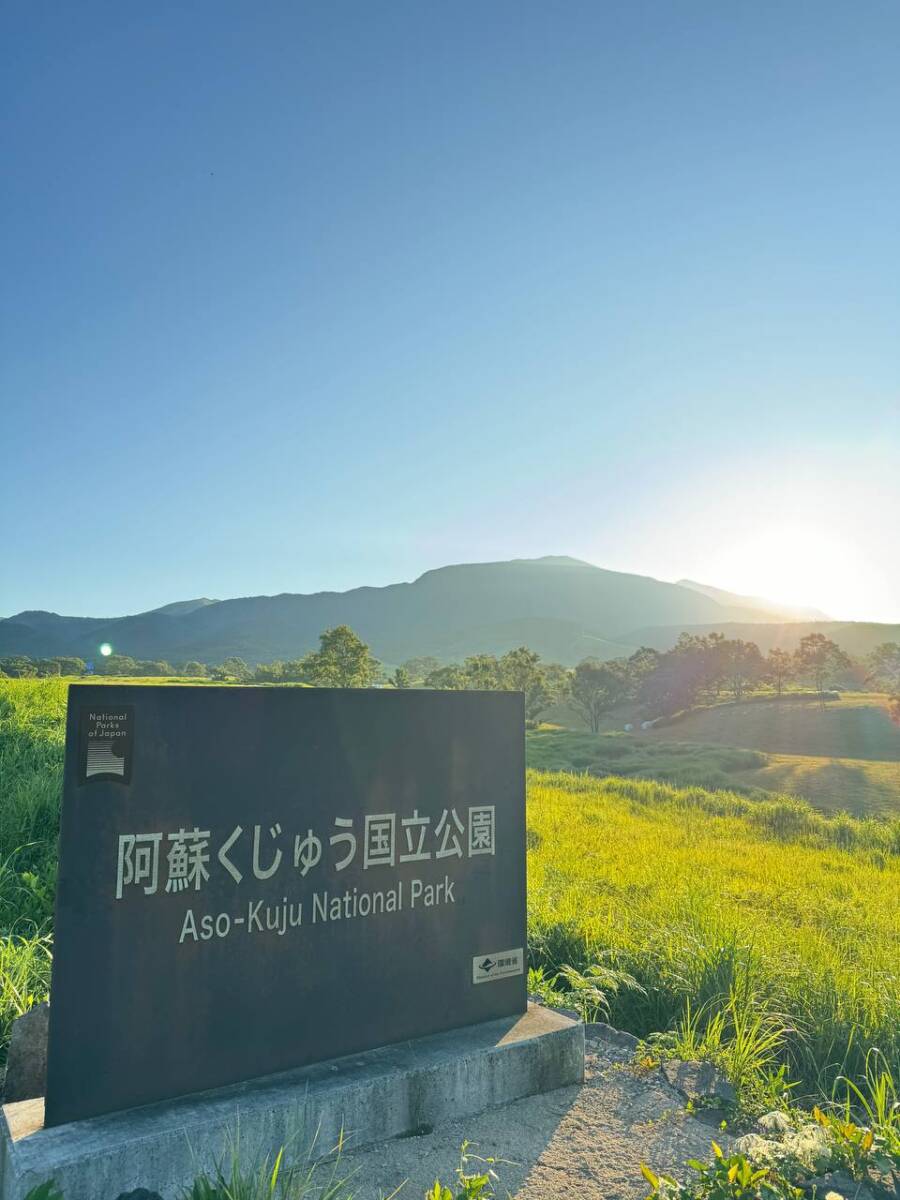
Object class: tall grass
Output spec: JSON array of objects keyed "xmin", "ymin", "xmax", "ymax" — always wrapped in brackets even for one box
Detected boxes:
[
  {"xmin": 0, "ymin": 680, "xmax": 64, "ymax": 1054},
  {"xmin": 527, "ymin": 770, "xmax": 900, "ymax": 1104}
]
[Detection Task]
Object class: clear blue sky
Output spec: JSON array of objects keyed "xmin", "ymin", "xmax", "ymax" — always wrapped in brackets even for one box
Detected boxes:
[{"xmin": 3, "ymin": 2, "xmax": 898, "ymax": 621}]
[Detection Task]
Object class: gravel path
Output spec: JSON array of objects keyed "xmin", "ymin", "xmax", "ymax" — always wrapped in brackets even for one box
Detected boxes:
[{"xmin": 339, "ymin": 1027, "xmax": 732, "ymax": 1199}]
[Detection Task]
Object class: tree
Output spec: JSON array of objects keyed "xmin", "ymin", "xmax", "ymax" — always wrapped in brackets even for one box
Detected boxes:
[
  {"xmin": 765, "ymin": 647, "xmax": 794, "ymax": 696},
  {"xmin": 214, "ymin": 656, "xmax": 252, "ymax": 682},
  {"xmin": 498, "ymin": 647, "xmax": 558, "ymax": 725},
  {"xmin": 794, "ymin": 633, "xmax": 850, "ymax": 698},
  {"xmin": 868, "ymin": 643, "xmax": 900, "ymax": 692},
  {"xmin": 423, "ymin": 664, "xmax": 467, "ymax": 689},
  {"xmin": 462, "ymin": 655, "xmax": 501, "ymax": 690},
  {"xmin": 400, "ymin": 656, "xmax": 441, "ymax": 685},
  {"xmin": 1, "ymin": 656, "xmax": 37, "ymax": 678},
  {"xmin": 301, "ymin": 625, "xmax": 380, "ymax": 688},
  {"xmin": 55, "ymin": 656, "xmax": 86, "ymax": 676},
  {"xmin": 625, "ymin": 647, "xmax": 661, "ymax": 694},
  {"xmin": 542, "ymin": 662, "xmax": 572, "ymax": 701},
  {"xmin": 96, "ymin": 654, "xmax": 137, "ymax": 675},
  {"xmin": 254, "ymin": 660, "xmax": 285, "ymax": 683},
  {"xmin": 142, "ymin": 660, "xmax": 173, "ymax": 676},
  {"xmin": 570, "ymin": 660, "xmax": 630, "ymax": 733},
  {"xmin": 720, "ymin": 639, "xmax": 763, "ymax": 701},
  {"xmin": 181, "ymin": 661, "xmax": 208, "ymax": 678},
  {"xmin": 391, "ymin": 667, "xmax": 411, "ymax": 689},
  {"xmin": 640, "ymin": 640, "xmax": 708, "ymax": 715}
]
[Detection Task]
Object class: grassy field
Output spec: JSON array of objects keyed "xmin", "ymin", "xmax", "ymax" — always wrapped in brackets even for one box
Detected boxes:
[
  {"xmin": 1, "ymin": 677, "xmax": 898, "ymax": 1115},
  {"xmin": 649, "ymin": 692, "xmax": 900, "ymax": 761},
  {"xmin": 527, "ymin": 727, "xmax": 769, "ymax": 792},
  {"xmin": 527, "ymin": 770, "xmax": 900, "ymax": 1105},
  {"xmin": 533, "ymin": 693, "xmax": 900, "ymax": 817}
]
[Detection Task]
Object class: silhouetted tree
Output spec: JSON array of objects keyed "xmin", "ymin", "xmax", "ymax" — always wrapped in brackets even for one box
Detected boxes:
[
  {"xmin": 214, "ymin": 656, "xmax": 252, "ymax": 682},
  {"xmin": 794, "ymin": 633, "xmax": 850, "ymax": 698},
  {"xmin": 721, "ymin": 638, "xmax": 763, "ymax": 700},
  {"xmin": 570, "ymin": 660, "xmax": 629, "ymax": 733},
  {"xmin": 765, "ymin": 647, "xmax": 794, "ymax": 696},
  {"xmin": 868, "ymin": 643, "xmax": 900, "ymax": 691}
]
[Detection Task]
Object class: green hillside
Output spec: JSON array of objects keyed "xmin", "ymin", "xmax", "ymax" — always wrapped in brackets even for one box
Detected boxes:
[
  {"xmin": 648, "ymin": 692, "xmax": 900, "ymax": 760},
  {"xmin": 531, "ymin": 694, "xmax": 900, "ymax": 816}
]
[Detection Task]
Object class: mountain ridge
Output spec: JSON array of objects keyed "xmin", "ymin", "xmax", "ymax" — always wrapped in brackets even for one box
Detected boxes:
[
  {"xmin": 676, "ymin": 579, "xmax": 829, "ymax": 622},
  {"xmin": 0, "ymin": 558, "xmax": 887, "ymax": 667}
]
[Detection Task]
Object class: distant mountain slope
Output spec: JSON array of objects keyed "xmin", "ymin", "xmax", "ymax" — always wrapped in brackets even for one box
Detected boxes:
[
  {"xmin": 676, "ymin": 580, "xmax": 829, "ymax": 622},
  {"xmin": 0, "ymin": 557, "xmax": 882, "ymax": 667},
  {"xmin": 149, "ymin": 598, "xmax": 219, "ymax": 617}
]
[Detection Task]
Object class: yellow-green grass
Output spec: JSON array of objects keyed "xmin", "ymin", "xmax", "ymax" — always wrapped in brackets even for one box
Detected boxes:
[
  {"xmin": 527, "ymin": 727, "xmax": 768, "ymax": 792},
  {"xmin": 727, "ymin": 751, "xmax": 900, "ymax": 818},
  {"xmin": 535, "ymin": 694, "xmax": 900, "ymax": 817},
  {"xmin": 527, "ymin": 770, "xmax": 900, "ymax": 1101},
  {"xmin": 527, "ymin": 726, "xmax": 900, "ymax": 818}
]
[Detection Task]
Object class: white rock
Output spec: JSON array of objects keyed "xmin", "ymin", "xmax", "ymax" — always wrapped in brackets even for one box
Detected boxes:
[{"xmin": 758, "ymin": 1110, "xmax": 792, "ymax": 1133}]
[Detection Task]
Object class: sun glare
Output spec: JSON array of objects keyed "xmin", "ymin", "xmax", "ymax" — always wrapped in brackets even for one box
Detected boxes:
[{"xmin": 702, "ymin": 523, "xmax": 884, "ymax": 621}]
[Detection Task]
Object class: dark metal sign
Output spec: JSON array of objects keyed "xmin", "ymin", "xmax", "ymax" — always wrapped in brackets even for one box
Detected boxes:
[{"xmin": 46, "ymin": 686, "xmax": 525, "ymax": 1126}]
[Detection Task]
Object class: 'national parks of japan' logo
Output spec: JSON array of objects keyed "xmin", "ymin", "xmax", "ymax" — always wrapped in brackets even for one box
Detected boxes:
[{"xmin": 79, "ymin": 706, "xmax": 134, "ymax": 785}]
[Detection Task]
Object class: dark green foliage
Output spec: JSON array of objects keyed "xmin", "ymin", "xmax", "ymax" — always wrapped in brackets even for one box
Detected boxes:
[
  {"xmin": 794, "ymin": 633, "xmax": 851, "ymax": 697},
  {"xmin": 422, "ymin": 647, "xmax": 566, "ymax": 723},
  {"xmin": 299, "ymin": 625, "xmax": 381, "ymax": 687},
  {"xmin": 868, "ymin": 642, "xmax": 900, "ymax": 691},
  {"xmin": 570, "ymin": 659, "xmax": 629, "ymax": 732},
  {"xmin": 23, "ymin": 1184, "xmax": 65, "ymax": 1200}
]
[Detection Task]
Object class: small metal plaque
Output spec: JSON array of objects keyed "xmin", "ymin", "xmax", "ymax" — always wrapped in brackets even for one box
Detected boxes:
[{"xmin": 472, "ymin": 947, "xmax": 524, "ymax": 984}]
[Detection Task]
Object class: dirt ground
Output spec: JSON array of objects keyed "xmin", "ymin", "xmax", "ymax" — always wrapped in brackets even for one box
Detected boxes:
[{"xmin": 339, "ymin": 1027, "xmax": 731, "ymax": 1199}]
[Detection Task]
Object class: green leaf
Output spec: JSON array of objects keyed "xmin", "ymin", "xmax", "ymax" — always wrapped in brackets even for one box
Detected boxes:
[
  {"xmin": 640, "ymin": 1164, "xmax": 660, "ymax": 1188},
  {"xmin": 268, "ymin": 1145, "xmax": 284, "ymax": 1196}
]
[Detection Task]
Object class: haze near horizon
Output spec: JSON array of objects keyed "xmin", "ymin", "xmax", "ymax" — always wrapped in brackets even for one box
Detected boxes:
[{"xmin": 2, "ymin": 3, "xmax": 898, "ymax": 621}]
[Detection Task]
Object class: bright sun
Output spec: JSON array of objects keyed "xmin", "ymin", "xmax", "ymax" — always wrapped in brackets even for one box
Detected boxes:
[{"xmin": 703, "ymin": 522, "xmax": 885, "ymax": 621}]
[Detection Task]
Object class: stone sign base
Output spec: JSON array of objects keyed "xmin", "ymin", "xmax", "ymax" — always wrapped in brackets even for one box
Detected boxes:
[{"xmin": 1, "ymin": 1005, "xmax": 583, "ymax": 1200}]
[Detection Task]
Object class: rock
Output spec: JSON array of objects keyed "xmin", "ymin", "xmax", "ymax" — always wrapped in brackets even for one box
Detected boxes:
[
  {"xmin": 584, "ymin": 1022, "xmax": 639, "ymax": 1053},
  {"xmin": 733, "ymin": 1133, "xmax": 781, "ymax": 1163},
  {"xmin": 661, "ymin": 1059, "xmax": 737, "ymax": 1105},
  {"xmin": 799, "ymin": 1172, "xmax": 877, "ymax": 1200},
  {"xmin": 782, "ymin": 1123, "xmax": 832, "ymax": 1174},
  {"xmin": 4, "ymin": 1002, "xmax": 49, "ymax": 1103},
  {"xmin": 758, "ymin": 1109, "xmax": 792, "ymax": 1133},
  {"xmin": 114, "ymin": 1192, "xmax": 165, "ymax": 1200}
]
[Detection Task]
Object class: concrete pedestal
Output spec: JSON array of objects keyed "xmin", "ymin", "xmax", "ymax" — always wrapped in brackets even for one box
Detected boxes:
[{"xmin": 1, "ymin": 1004, "xmax": 583, "ymax": 1200}]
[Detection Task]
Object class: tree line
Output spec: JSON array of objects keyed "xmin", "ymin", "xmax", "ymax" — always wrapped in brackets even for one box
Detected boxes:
[
  {"xmin": 3, "ymin": 627, "xmax": 899, "ymax": 729},
  {"xmin": 408, "ymin": 631, "xmax": 879, "ymax": 731}
]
